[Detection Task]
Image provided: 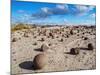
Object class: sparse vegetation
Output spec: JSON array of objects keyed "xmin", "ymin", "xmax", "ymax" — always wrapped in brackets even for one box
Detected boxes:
[{"xmin": 11, "ymin": 23, "xmax": 30, "ymax": 32}]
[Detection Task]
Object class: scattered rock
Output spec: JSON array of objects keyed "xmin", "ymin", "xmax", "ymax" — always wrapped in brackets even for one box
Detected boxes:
[
  {"xmin": 77, "ymin": 34, "xmax": 79, "ymax": 36},
  {"xmin": 88, "ymin": 43, "xmax": 94, "ymax": 50},
  {"xmin": 59, "ymin": 32, "xmax": 62, "ymax": 34},
  {"xmin": 56, "ymin": 36, "xmax": 59, "ymax": 38},
  {"xmin": 47, "ymin": 36, "xmax": 50, "ymax": 38},
  {"xmin": 60, "ymin": 38, "xmax": 63, "ymax": 42},
  {"xmin": 82, "ymin": 32, "xmax": 84, "ymax": 35},
  {"xmin": 13, "ymin": 59, "xmax": 16, "ymax": 61},
  {"xmin": 41, "ymin": 44, "xmax": 49, "ymax": 52},
  {"xmin": 66, "ymin": 35, "xmax": 69, "ymax": 38},
  {"xmin": 70, "ymin": 48, "xmax": 79, "ymax": 55},
  {"xmin": 33, "ymin": 36, "xmax": 37, "ymax": 38},
  {"xmin": 48, "ymin": 43, "xmax": 52, "ymax": 46},
  {"xmin": 23, "ymin": 33, "xmax": 29, "ymax": 37},
  {"xmin": 12, "ymin": 52, "xmax": 16, "ymax": 54},
  {"xmin": 93, "ymin": 33, "xmax": 95, "ymax": 35},
  {"xmin": 62, "ymin": 34, "xmax": 64, "ymax": 37},
  {"xmin": 83, "ymin": 52, "xmax": 86, "ymax": 55},
  {"xmin": 81, "ymin": 36, "xmax": 84, "ymax": 39},
  {"xmin": 41, "ymin": 38, "xmax": 45, "ymax": 41},
  {"xmin": 12, "ymin": 38, "xmax": 17, "ymax": 42},
  {"xmin": 70, "ymin": 30, "xmax": 73, "ymax": 35},
  {"xmin": 38, "ymin": 32, "xmax": 41, "ymax": 36},
  {"xmin": 49, "ymin": 33, "xmax": 54, "ymax": 39},
  {"xmin": 33, "ymin": 42, "xmax": 37, "ymax": 45},
  {"xmin": 49, "ymin": 32, "xmax": 53, "ymax": 37},
  {"xmin": 83, "ymin": 37, "xmax": 88, "ymax": 40}
]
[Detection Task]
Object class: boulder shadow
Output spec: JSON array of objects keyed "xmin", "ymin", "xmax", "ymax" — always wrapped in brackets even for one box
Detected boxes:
[
  {"xmin": 64, "ymin": 52, "xmax": 78, "ymax": 55},
  {"xmin": 78, "ymin": 47, "xmax": 89, "ymax": 50},
  {"xmin": 64, "ymin": 52, "xmax": 72, "ymax": 55},
  {"xmin": 19, "ymin": 61, "xmax": 38, "ymax": 70},
  {"xmin": 34, "ymin": 48, "xmax": 42, "ymax": 52},
  {"xmin": 77, "ymin": 47, "xmax": 93, "ymax": 51}
]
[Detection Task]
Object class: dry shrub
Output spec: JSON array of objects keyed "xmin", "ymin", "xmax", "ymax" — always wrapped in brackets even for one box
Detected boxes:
[{"xmin": 11, "ymin": 23, "xmax": 30, "ymax": 32}]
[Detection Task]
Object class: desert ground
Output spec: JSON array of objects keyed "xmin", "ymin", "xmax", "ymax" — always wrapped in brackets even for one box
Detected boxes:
[{"xmin": 11, "ymin": 24, "xmax": 96, "ymax": 74}]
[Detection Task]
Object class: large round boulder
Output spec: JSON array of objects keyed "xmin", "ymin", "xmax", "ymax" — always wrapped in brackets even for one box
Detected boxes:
[{"xmin": 33, "ymin": 54, "xmax": 48, "ymax": 69}]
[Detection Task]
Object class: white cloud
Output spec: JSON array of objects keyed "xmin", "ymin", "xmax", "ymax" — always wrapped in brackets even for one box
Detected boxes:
[
  {"xmin": 17, "ymin": 10, "xmax": 25, "ymax": 13},
  {"xmin": 75, "ymin": 5, "xmax": 95, "ymax": 16},
  {"xmin": 63, "ymin": 18, "xmax": 68, "ymax": 23},
  {"xmin": 39, "ymin": 5, "xmax": 68, "ymax": 17},
  {"xmin": 76, "ymin": 5, "xmax": 89, "ymax": 12},
  {"xmin": 56, "ymin": 5, "xmax": 65, "ymax": 9},
  {"xmin": 56, "ymin": 4, "xmax": 68, "ymax": 10},
  {"xmin": 88, "ymin": 6, "xmax": 95, "ymax": 11},
  {"xmin": 90, "ymin": 13, "xmax": 96, "ymax": 18},
  {"xmin": 41, "ymin": 7, "xmax": 53, "ymax": 15},
  {"xmin": 41, "ymin": 7, "xmax": 49, "ymax": 13},
  {"xmin": 76, "ymin": 5, "xmax": 95, "ymax": 12}
]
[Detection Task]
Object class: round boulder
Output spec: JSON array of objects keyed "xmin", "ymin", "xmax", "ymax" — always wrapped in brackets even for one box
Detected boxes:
[
  {"xmin": 70, "ymin": 48, "xmax": 79, "ymax": 55},
  {"xmin": 33, "ymin": 54, "xmax": 48, "ymax": 69},
  {"xmin": 88, "ymin": 43, "xmax": 93, "ymax": 50},
  {"xmin": 41, "ymin": 44, "xmax": 49, "ymax": 52}
]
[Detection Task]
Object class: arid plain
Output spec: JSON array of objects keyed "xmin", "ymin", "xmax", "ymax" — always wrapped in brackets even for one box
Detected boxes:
[{"xmin": 11, "ymin": 24, "xmax": 96, "ymax": 74}]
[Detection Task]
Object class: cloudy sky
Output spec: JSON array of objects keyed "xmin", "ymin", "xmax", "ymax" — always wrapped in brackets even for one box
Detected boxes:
[{"xmin": 11, "ymin": 0, "xmax": 96, "ymax": 25}]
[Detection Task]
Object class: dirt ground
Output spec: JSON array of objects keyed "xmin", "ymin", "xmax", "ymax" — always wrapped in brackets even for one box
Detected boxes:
[{"xmin": 11, "ymin": 25, "xmax": 96, "ymax": 74}]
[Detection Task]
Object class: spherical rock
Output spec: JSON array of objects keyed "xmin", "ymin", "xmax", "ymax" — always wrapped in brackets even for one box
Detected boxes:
[
  {"xmin": 70, "ymin": 48, "xmax": 79, "ymax": 55},
  {"xmin": 83, "ymin": 37, "xmax": 88, "ymax": 40},
  {"xmin": 33, "ymin": 42, "xmax": 37, "ymax": 45},
  {"xmin": 12, "ymin": 38, "xmax": 17, "ymax": 42},
  {"xmin": 88, "ymin": 43, "xmax": 93, "ymax": 50},
  {"xmin": 70, "ymin": 30, "xmax": 73, "ymax": 35},
  {"xmin": 33, "ymin": 54, "xmax": 48, "ymax": 69},
  {"xmin": 41, "ymin": 44, "xmax": 49, "ymax": 52},
  {"xmin": 23, "ymin": 33, "xmax": 29, "ymax": 37},
  {"xmin": 60, "ymin": 38, "xmax": 63, "ymax": 42},
  {"xmin": 41, "ymin": 38, "xmax": 45, "ymax": 41}
]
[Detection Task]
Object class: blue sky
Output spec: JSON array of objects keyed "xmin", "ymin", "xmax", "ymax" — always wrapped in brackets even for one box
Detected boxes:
[{"xmin": 11, "ymin": 0, "xmax": 96, "ymax": 25}]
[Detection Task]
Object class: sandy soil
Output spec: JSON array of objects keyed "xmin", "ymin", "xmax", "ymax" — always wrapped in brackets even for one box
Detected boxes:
[{"xmin": 11, "ymin": 25, "xmax": 96, "ymax": 74}]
